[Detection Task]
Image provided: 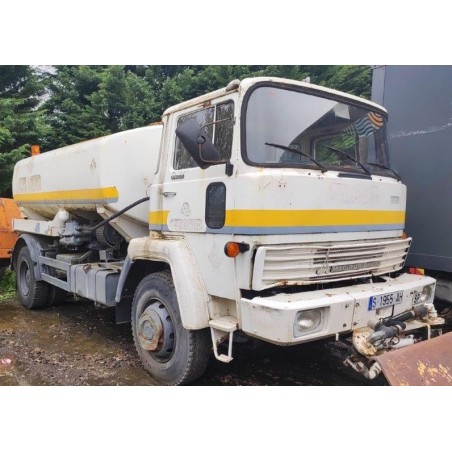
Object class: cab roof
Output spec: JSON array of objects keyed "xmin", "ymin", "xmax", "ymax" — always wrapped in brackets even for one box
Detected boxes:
[{"xmin": 163, "ymin": 76, "xmax": 388, "ymax": 117}]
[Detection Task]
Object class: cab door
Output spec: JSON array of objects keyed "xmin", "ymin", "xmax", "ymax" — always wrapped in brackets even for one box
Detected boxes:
[
  {"xmin": 159, "ymin": 99, "xmax": 237, "ymax": 300},
  {"xmin": 161, "ymin": 100, "xmax": 235, "ymax": 235}
]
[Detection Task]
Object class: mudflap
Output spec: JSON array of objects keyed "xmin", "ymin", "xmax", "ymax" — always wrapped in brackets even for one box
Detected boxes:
[{"xmin": 373, "ymin": 332, "xmax": 452, "ymax": 386}]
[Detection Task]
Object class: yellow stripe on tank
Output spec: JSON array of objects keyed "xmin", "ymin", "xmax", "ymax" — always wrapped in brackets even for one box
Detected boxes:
[{"xmin": 14, "ymin": 187, "xmax": 119, "ymax": 203}]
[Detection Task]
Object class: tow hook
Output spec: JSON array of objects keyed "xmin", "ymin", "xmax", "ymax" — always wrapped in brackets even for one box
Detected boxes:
[{"xmin": 344, "ymin": 359, "xmax": 382, "ymax": 380}]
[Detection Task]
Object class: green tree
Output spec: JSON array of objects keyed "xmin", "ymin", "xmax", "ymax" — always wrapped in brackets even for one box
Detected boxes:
[
  {"xmin": 89, "ymin": 65, "xmax": 158, "ymax": 131},
  {"xmin": 44, "ymin": 66, "xmax": 107, "ymax": 149},
  {"xmin": 0, "ymin": 65, "xmax": 48, "ymax": 197},
  {"xmin": 310, "ymin": 65, "xmax": 372, "ymax": 98},
  {"xmin": 44, "ymin": 66, "xmax": 159, "ymax": 150}
]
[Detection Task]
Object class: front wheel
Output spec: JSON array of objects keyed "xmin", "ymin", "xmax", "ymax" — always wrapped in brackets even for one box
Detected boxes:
[{"xmin": 131, "ymin": 271, "xmax": 211, "ymax": 385}]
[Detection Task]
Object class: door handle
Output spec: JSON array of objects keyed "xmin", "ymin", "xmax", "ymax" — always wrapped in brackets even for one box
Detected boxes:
[{"xmin": 162, "ymin": 191, "xmax": 177, "ymax": 197}]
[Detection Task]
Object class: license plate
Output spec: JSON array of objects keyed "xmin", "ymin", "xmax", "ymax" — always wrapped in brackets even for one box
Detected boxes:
[{"xmin": 368, "ymin": 290, "xmax": 403, "ymax": 311}]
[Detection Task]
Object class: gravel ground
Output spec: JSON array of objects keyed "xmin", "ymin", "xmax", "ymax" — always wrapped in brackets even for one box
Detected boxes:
[{"xmin": 1, "ymin": 294, "xmax": 451, "ymax": 386}]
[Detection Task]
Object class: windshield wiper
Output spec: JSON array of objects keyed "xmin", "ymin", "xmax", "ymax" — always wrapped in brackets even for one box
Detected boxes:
[
  {"xmin": 365, "ymin": 162, "xmax": 402, "ymax": 181},
  {"xmin": 265, "ymin": 142, "xmax": 327, "ymax": 173},
  {"xmin": 323, "ymin": 145, "xmax": 371, "ymax": 176}
]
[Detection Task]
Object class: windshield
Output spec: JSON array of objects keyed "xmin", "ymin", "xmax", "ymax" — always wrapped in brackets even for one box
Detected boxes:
[{"xmin": 244, "ymin": 86, "xmax": 393, "ymax": 176}]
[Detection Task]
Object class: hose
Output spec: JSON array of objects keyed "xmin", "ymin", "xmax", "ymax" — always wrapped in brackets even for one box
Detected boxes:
[
  {"xmin": 367, "ymin": 324, "xmax": 404, "ymax": 345},
  {"xmin": 78, "ymin": 196, "xmax": 150, "ymax": 233},
  {"xmin": 367, "ymin": 304, "xmax": 429, "ymax": 345},
  {"xmin": 383, "ymin": 304, "xmax": 428, "ymax": 325}
]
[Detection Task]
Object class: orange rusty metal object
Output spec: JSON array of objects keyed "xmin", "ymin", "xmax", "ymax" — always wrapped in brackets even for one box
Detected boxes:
[
  {"xmin": 0, "ymin": 198, "xmax": 22, "ymax": 261},
  {"xmin": 373, "ymin": 332, "xmax": 452, "ymax": 386}
]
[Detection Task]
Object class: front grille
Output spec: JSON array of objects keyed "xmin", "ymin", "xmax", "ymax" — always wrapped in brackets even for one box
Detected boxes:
[{"xmin": 252, "ymin": 238, "xmax": 411, "ymax": 290}]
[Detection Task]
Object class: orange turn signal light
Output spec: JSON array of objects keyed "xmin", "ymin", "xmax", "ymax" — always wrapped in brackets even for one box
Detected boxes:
[
  {"xmin": 224, "ymin": 241, "xmax": 250, "ymax": 258},
  {"xmin": 31, "ymin": 144, "xmax": 40, "ymax": 156}
]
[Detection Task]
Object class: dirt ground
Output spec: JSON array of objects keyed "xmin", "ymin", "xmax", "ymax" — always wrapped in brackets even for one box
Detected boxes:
[{"xmin": 1, "ymin": 294, "xmax": 451, "ymax": 386}]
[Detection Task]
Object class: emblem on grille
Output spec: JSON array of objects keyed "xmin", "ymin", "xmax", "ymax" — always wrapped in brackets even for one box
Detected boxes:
[{"xmin": 316, "ymin": 248, "xmax": 331, "ymax": 275}]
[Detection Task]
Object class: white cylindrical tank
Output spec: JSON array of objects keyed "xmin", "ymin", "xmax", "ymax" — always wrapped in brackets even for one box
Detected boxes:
[{"xmin": 12, "ymin": 125, "xmax": 163, "ymax": 240}]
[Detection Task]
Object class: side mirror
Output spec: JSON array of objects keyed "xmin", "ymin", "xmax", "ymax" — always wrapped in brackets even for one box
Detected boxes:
[{"xmin": 175, "ymin": 119, "xmax": 222, "ymax": 169}]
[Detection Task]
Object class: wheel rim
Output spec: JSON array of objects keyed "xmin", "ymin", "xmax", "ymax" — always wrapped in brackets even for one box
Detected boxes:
[
  {"xmin": 137, "ymin": 300, "xmax": 175, "ymax": 362},
  {"xmin": 19, "ymin": 260, "xmax": 31, "ymax": 297}
]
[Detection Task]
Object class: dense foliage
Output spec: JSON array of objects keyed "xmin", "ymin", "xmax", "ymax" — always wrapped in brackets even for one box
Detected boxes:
[
  {"xmin": 0, "ymin": 269, "xmax": 15, "ymax": 299},
  {"xmin": 0, "ymin": 66, "xmax": 49, "ymax": 196},
  {"xmin": 0, "ymin": 65, "xmax": 371, "ymax": 197}
]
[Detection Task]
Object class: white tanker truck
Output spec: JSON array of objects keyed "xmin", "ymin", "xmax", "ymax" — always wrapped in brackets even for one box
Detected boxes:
[{"xmin": 11, "ymin": 77, "xmax": 447, "ymax": 385}]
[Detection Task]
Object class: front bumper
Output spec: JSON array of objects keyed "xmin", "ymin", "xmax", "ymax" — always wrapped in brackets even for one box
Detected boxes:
[{"xmin": 239, "ymin": 273, "xmax": 436, "ymax": 345}]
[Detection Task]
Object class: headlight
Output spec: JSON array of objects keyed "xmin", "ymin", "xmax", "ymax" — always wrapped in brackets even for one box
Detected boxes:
[
  {"xmin": 420, "ymin": 284, "xmax": 434, "ymax": 302},
  {"xmin": 294, "ymin": 309, "xmax": 324, "ymax": 337}
]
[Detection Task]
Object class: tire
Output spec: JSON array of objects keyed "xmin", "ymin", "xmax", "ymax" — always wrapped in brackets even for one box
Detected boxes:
[
  {"xmin": 43, "ymin": 263, "xmax": 69, "ymax": 306},
  {"xmin": 16, "ymin": 246, "xmax": 49, "ymax": 310},
  {"xmin": 47, "ymin": 285, "xmax": 68, "ymax": 306},
  {"xmin": 131, "ymin": 271, "xmax": 211, "ymax": 385}
]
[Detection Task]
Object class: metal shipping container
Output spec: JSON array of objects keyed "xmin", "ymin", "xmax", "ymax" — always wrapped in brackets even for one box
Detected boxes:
[{"xmin": 372, "ymin": 65, "xmax": 452, "ymax": 300}]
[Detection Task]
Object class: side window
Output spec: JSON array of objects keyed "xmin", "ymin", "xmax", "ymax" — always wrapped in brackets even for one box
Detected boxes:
[
  {"xmin": 205, "ymin": 183, "xmax": 226, "ymax": 229},
  {"xmin": 174, "ymin": 107, "xmax": 214, "ymax": 170},
  {"xmin": 214, "ymin": 101, "xmax": 234, "ymax": 161},
  {"xmin": 174, "ymin": 100, "xmax": 234, "ymax": 170}
]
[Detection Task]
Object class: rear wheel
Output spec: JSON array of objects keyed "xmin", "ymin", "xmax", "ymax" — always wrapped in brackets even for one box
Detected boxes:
[
  {"xmin": 47, "ymin": 285, "xmax": 68, "ymax": 306},
  {"xmin": 16, "ymin": 246, "xmax": 49, "ymax": 309},
  {"xmin": 131, "ymin": 271, "xmax": 211, "ymax": 385}
]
